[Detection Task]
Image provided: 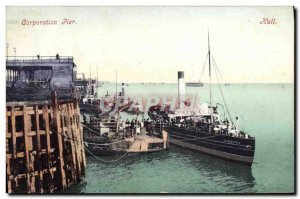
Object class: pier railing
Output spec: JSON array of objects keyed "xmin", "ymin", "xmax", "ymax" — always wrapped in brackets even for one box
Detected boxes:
[{"xmin": 6, "ymin": 56, "xmax": 74, "ymax": 64}]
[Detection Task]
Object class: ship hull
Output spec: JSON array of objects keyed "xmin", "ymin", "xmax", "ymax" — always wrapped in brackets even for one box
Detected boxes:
[
  {"xmin": 86, "ymin": 143, "xmax": 165, "ymax": 156},
  {"xmin": 86, "ymin": 145, "xmax": 126, "ymax": 156},
  {"xmin": 169, "ymin": 126, "xmax": 255, "ymax": 165}
]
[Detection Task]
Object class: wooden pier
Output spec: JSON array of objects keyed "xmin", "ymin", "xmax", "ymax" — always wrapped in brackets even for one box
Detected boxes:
[{"xmin": 6, "ymin": 91, "xmax": 86, "ymax": 193}]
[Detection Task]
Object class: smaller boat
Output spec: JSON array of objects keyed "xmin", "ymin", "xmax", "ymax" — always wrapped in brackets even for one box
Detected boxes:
[
  {"xmin": 84, "ymin": 132, "xmax": 168, "ymax": 156},
  {"xmin": 83, "ymin": 114, "xmax": 169, "ymax": 156},
  {"xmin": 186, "ymin": 81, "xmax": 204, "ymax": 87}
]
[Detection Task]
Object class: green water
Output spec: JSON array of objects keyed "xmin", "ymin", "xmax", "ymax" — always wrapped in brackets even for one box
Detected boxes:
[{"xmin": 68, "ymin": 83, "xmax": 294, "ymax": 193}]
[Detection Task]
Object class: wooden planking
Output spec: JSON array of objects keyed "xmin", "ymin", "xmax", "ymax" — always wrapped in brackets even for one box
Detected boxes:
[
  {"xmin": 70, "ymin": 103, "xmax": 82, "ymax": 179},
  {"xmin": 6, "ymin": 131, "xmax": 46, "ymax": 139},
  {"xmin": 75, "ymin": 101, "xmax": 86, "ymax": 173},
  {"xmin": 6, "ymin": 110, "xmax": 9, "ymax": 133},
  {"xmin": 23, "ymin": 105, "xmax": 31, "ymax": 193},
  {"xmin": 6, "ymin": 97, "xmax": 85, "ymax": 193},
  {"xmin": 74, "ymin": 103, "xmax": 83, "ymax": 177},
  {"xmin": 65, "ymin": 103, "xmax": 77, "ymax": 182},
  {"xmin": 11, "ymin": 106, "xmax": 16, "ymax": 160},
  {"xmin": 6, "ymin": 149, "xmax": 55, "ymax": 159},
  {"xmin": 34, "ymin": 105, "xmax": 43, "ymax": 193},
  {"xmin": 7, "ymin": 109, "xmax": 45, "ymax": 117},
  {"xmin": 6, "ymin": 157, "xmax": 11, "ymax": 192},
  {"xmin": 60, "ymin": 103, "xmax": 71, "ymax": 186},
  {"xmin": 73, "ymin": 103, "xmax": 83, "ymax": 176},
  {"xmin": 7, "ymin": 167, "xmax": 57, "ymax": 180},
  {"xmin": 43, "ymin": 104, "xmax": 52, "ymax": 192},
  {"xmin": 51, "ymin": 91, "xmax": 67, "ymax": 190},
  {"xmin": 10, "ymin": 106, "xmax": 18, "ymax": 191}
]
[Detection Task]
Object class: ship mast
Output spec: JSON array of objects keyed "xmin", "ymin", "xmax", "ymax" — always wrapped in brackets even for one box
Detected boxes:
[
  {"xmin": 89, "ymin": 65, "xmax": 92, "ymax": 95},
  {"xmin": 115, "ymin": 71, "xmax": 118, "ymax": 99},
  {"xmin": 89, "ymin": 65, "xmax": 91, "ymax": 85},
  {"xmin": 97, "ymin": 65, "xmax": 98, "ymax": 86},
  {"xmin": 208, "ymin": 32, "xmax": 213, "ymax": 124}
]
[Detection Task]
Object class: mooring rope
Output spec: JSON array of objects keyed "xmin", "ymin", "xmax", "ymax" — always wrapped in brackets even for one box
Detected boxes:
[
  {"xmin": 84, "ymin": 139, "xmax": 125, "ymax": 146},
  {"xmin": 82, "ymin": 123, "xmax": 102, "ymax": 135},
  {"xmin": 84, "ymin": 146, "xmax": 128, "ymax": 163}
]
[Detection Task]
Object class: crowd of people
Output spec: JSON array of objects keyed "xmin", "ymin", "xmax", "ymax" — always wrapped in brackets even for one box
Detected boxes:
[
  {"xmin": 84, "ymin": 111, "xmax": 241, "ymax": 138},
  {"xmin": 119, "ymin": 118, "xmax": 152, "ymax": 136},
  {"xmin": 168, "ymin": 116, "xmax": 237, "ymax": 136},
  {"xmin": 118, "ymin": 118, "xmax": 169, "ymax": 136}
]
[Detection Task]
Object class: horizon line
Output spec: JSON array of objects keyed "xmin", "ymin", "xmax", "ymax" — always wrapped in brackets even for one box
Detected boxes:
[{"xmin": 99, "ymin": 81, "xmax": 294, "ymax": 84}]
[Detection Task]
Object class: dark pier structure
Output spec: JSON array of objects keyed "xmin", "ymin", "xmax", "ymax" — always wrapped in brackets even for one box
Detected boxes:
[{"xmin": 6, "ymin": 56, "xmax": 86, "ymax": 193}]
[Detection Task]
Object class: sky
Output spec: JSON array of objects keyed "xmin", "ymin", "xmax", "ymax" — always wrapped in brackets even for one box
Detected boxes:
[{"xmin": 6, "ymin": 6, "xmax": 294, "ymax": 83}]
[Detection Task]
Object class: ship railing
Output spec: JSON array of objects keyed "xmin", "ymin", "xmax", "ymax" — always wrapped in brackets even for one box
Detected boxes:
[{"xmin": 153, "ymin": 122, "xmax": 170, "ymax": 131}]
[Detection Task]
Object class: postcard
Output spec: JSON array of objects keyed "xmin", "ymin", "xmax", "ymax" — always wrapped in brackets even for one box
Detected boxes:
[{"xmin": 5, "ymin": 6, "xmax": 295, "ymax": 194}]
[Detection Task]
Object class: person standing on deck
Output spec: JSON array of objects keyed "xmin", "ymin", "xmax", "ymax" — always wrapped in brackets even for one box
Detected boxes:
[
  {"xmin": 121, "ymin": 120, "xmax": 126, "ymax": 137},
  {"xmin": 145, "ymin": 118, "xmax": 149, "ymax": 131},
  {"xmin": 150, "ymin": 120, "xmax": 155, "ymax": 135},
  {"xmin": 83, "ymin": 113, "xmax": 86, "ymax": 125},
  {"xmin": 131, "ymin": 119, "xmax": 135, "ymax": 137},
  {"xmin": 126, "ymin": 119, "xmax": 130, "ymax": 132}
]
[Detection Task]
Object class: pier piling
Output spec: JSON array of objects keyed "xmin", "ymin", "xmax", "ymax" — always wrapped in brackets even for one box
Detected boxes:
[{"xmin": 6, "ymin": 92, "xmax": 85, "ymax": 193}]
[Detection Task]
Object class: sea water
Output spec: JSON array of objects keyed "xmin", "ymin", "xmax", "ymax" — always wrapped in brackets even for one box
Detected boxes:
[{"xmin": 67, "ymin": 83, "xmax": 294, "ymax": 193}]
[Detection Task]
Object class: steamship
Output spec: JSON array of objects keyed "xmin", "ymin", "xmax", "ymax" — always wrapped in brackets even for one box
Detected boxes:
[
  {"xmin": 186, "ymin": 81, "xmax": 204, "ymax": 87},
  {"xmin": 149, "ymin": 35, "xmax": 255, "ymax": 166}
]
